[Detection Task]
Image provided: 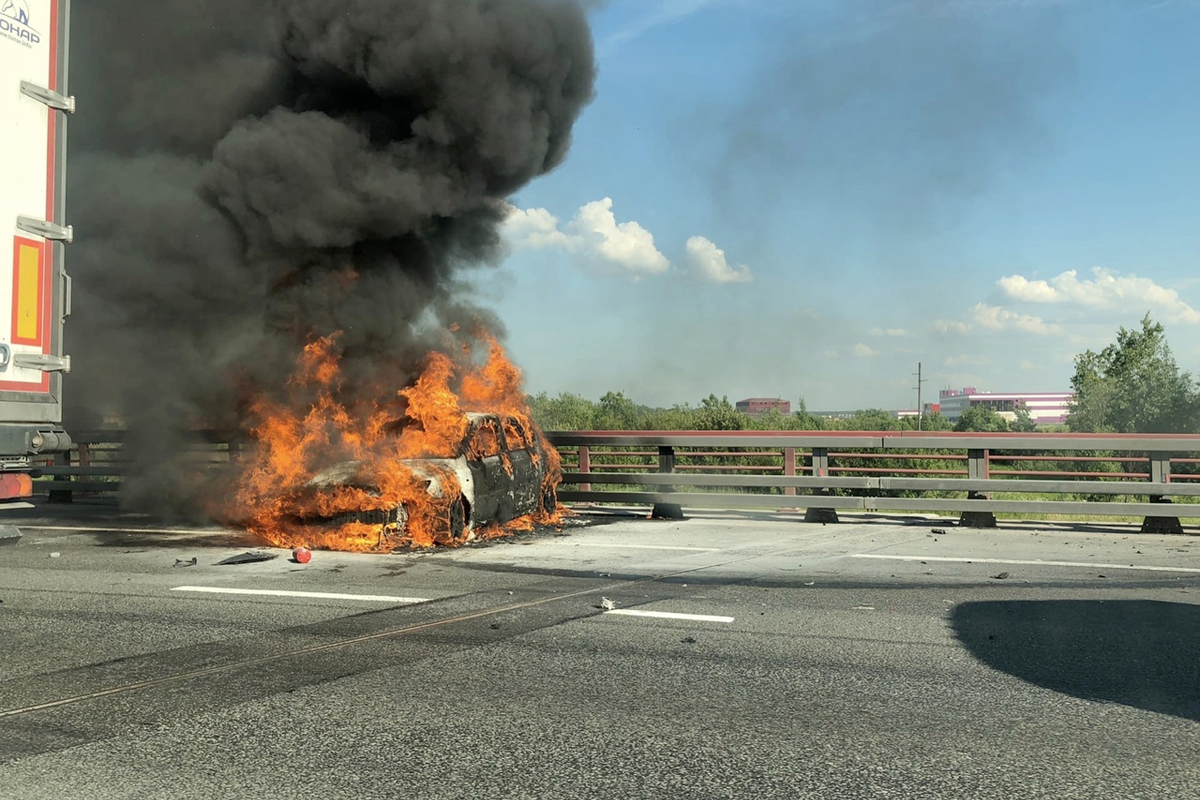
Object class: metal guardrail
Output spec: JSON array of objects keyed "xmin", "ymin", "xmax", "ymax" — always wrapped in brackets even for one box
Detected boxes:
[
  {"xmin": 32, "ymin": 429, "xmax": 1200, "ymax": 532},
  {"xmin": 546, "ymin": 431, "xmax": 1200, "ymax": 532}
]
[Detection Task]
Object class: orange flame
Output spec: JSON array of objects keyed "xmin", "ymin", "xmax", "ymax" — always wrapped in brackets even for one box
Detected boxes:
[{"xmin": 229, "ymin": 332, "xmax": 561, "ymax": 551}]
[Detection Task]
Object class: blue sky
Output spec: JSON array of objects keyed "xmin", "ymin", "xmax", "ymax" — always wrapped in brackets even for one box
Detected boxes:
[{"xmin": 492, "ymin": 0, "xmax": 1200, "ymax": 411}]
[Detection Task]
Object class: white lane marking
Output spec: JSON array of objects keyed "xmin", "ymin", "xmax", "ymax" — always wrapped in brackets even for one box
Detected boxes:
[
  {"xmin": 851, "ymin": 554, "xmax": 1200, "ymax": 574},
  {"xmin": 555, "ymin": 543, "xmax": 720, "ymax": 552},
  {"xmin": 22, "ymin": 525, "xmax": 230, "ymax": 535},
  {"xmin": 171, "ymin": 586, "xmax": 429, "ymax": 603},
  {"xmin": 604, "ymin": 609, "xmax": 734, "ymax": 623}
]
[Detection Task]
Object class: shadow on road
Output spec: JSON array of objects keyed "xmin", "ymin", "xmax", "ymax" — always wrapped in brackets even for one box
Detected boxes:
[{"xmin": 951, "ymin": 599, "xmax": 1200, "ymax": 721}]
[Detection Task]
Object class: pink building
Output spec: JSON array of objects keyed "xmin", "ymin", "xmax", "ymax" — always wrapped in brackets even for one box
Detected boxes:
[{"xmin": 938, "ymin": 387, "xmax": 1073, "ymax": 425}]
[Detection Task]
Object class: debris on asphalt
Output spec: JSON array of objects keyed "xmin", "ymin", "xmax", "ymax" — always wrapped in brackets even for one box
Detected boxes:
[
  {"xmin": 49, "ymin": 552, "xmax": 60, "ymax": 558},
  {"xmin": 489, "ymin": 622, "xmax": 501, "ymax": 630},
  {"xmin": 931, "ymin": 528, "xmax": 948, "ymax": 535},
  {"xmin": 681, "ymin": 636, "xmax": 697, "ymax": 644},
  {"xmin": 291, "ymin": 547, "xmax": 312, "ymax": 564},
  {"xmin": 1097, "ymin": 574, "xmax": 1107, "ymax": 579},
  {"xmin": 216, "ymin": 551, "xmax": 278, "ymax": 566},
  {"xmin": 991, "ymin": 571, "xmax": 1010, "ymax": 580},
  {"xmin": 650, "ymin": 503, "xmax": 685, "ymax": 520},
  {"xmin": 173, "ymin": 557, "xmax": 197, "ymax": 568},
  {"xmin": 599, "ymin": 597, "xmax": 616, "ymax": 611},
  {"xmin": 804, "ymin": 582, "xmax": 815, "ymax": 586},
  {"xmin": 853, "ymin": 605, "xmax": 875, "ymax": 611}
]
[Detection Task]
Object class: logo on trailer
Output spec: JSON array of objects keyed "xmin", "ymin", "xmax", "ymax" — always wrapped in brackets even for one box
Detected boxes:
[{"xmin": 0, "ymin": 0, "xmax": 40, "ymax": 48}]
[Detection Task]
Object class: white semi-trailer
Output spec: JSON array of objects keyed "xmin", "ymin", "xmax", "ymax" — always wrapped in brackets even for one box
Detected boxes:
[{"xmin": 0, "ymin": 0, "xmax": 72, "ymax": 524}]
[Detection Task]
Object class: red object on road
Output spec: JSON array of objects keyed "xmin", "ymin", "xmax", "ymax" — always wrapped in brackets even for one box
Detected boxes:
[{"xmin": 292, "ymin": 547, "xmax": 312, "ymax": 564}]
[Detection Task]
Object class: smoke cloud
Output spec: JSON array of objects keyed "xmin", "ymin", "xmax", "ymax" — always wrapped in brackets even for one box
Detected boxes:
[{"xmin": 65, "ymin": 0, "xmax": 596, "ymax": 515}]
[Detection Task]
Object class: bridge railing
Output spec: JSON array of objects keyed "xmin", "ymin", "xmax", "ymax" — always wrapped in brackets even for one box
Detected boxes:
[
  {"xmin": 545, "ymin": 430, "xmax": 1200, "ymax": 532},
  {"xmin": 32, "ymin": 429, "xmax": 1200, "ymax": 532}
]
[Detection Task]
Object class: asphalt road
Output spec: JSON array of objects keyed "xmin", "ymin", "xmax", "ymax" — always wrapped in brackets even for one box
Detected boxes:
[{"xmin": 2, "ymin": 501, "xmax": 1199, "ymax": 799}]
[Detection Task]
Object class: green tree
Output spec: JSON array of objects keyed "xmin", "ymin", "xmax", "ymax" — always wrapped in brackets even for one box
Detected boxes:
[
  {"xmin": 693, "ymin": 394, "xmax": 745, "ymax": 431},
  {"xmin": 1010, "ymin": 404, "xmax": 1038, "ymax": 433},
  {"xmin": 594, "ymin": 391, "xmax": 643, "ymax": 430},
  {"xmin": 836, "ymin": 408, "xmax": 901, "ymax": 431},
  {"xmin": 920, "ymin": 411, "xmax": 955, "ymax": 431},
  {"xmin": 792, "ymin": 396, "xmax": 827, "ymax": 430},
  {"xmin": 1068, "ymin": 315, "xmax": 1199, "ymax": 433},
  {"xmin": 954, "ymin": 405, "xmax": 1010, "ymax": 432},
  {"xmin": 526, "ymin": 392, "xmax": 596, "ymax": 431}
]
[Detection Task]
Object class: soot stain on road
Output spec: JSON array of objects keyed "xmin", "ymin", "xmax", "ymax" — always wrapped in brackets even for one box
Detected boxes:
[{"xmin": 952, "ymin": 599, "xmax": 1200, "ymax": 722}]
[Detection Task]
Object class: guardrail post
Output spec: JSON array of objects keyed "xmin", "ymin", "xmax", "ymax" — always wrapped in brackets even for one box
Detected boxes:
[
  {"xmin": 578, "ymin": 445, "xmax": 591, "ymax": 494},
  {"xmin": 783, "ymin": 447, "xmax": 796, "ymax": 497},
  {"xmin": 959, "ymin": 448, "xmax": 997, "ymax": 528},
  {"xmin": 46, "ymin": 448, "xmax": 73, "ymax": 504},
  {"xmin": 804, "ymin": 447, "xmax": 839, "ymax": 523},
  {"xmin": 652, "ymin": 446, "xmax": 684, "ymax": 519},
  {"xmin": 1141, "ymin": 452, "xmax": 1182, "ymax": 534},
  {"xmin": 658, "ymin": 445, "xmax": 676, "ymax": 484}
]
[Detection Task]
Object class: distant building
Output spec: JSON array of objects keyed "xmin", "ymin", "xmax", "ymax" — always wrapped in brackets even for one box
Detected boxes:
[
  {"xmin": 937, "ymin": 387, "xmax": 1073, "ymax": 424},
  {"xmin": 810, "ymin": 410, "xmax": 858, "ymax": 420},
  {"xmin": 736, "ymin": 398, "xmax": 791, "ymax": 416}
]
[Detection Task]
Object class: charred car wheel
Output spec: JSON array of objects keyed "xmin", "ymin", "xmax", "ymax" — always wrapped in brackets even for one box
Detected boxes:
[
  {"xmin": 450, "ymin": 497, "xmax": 468, "ymax": 540},
  {"xmin": 540, "ymin": 485, "xmax": 557, "ymax": 514}
]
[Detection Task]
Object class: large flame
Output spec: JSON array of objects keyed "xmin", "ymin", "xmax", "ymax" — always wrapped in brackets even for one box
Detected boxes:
[{"xmin": 230, "ymin": 333, "xmax": 562, "ymax": 551}]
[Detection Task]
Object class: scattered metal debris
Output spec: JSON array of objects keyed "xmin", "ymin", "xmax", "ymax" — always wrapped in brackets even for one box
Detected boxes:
[
  {"xmin": 681, "ymin": 636, "xmax": 697, "ymax": 644},
  {"xmin": 931, "ymin": 528, "xmax": 948, "ymax": 535},
  {"xmin": 216, "ymin": 551, "xmax": 278, "ymax": 566},
  {"xmin": 853, "ymin": 605, "xmax": 875, "ymax": 611},
  {"xmin": 174, "ymin": 557, "xmax": 197, "ymax": 568},
  {"xmin": 991, "ymin": 571, "xmax": 1010, "ymax": 580},
  {"xmin": 48, "ymin": 552, "xmax": 60, "ymax": 558},
  {"xmin": 599, "ymin": 597, "xmax": 616, "ymax": 611}
]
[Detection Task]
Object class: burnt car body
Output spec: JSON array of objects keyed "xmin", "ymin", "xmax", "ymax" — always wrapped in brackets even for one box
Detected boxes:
[{"xmin": 294, "ymin": 412, "xmax": 557, "ymax": 543}]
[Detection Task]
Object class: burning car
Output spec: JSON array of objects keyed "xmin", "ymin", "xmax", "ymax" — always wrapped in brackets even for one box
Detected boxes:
[{"xmin": 281, "ymin": 411, "xmax": 558, "ymax": 548}]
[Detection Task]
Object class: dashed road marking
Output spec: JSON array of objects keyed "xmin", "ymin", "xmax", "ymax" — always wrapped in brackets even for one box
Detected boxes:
[
  {"xmin": 850, "ymin": 554, "xmax": 1200, "ymax": 574},
  {"xmin": 604, "ymin": 609, "xmax": 734, "ymax": 623},
  {"xmin": 171, "ymin": 586, "xmax": 430, "ymax": 603}
]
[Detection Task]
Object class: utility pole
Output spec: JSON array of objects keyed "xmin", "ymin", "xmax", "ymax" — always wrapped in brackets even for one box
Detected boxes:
[{"xmin": 913, "ymin": 362, "xmax": 926, "ymax": 431}]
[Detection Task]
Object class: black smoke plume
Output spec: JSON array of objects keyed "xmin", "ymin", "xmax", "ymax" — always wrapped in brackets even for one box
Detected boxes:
[{"xmin": 65, "ymin": 0, "xmax": 595, "ymax": 515}]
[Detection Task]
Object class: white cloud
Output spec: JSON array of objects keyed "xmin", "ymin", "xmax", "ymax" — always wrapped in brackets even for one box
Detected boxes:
[
  {"xmin": 944, "ymin": 354, "xmax": 984, "ymax": 366},
  {"xmin": 869, "ymin": 327, "xmax": 908, "ymax": 337},
  {"xmin": 502, "ymin": 206, "xmax": 571, "ymax": 250},
  {"xmin": 504, "ymin": 198, "xmax": 669, "ymax": 278},
  {"xmin": 853, "ymin": 343, "xmax": 879, "ymax": 358},
  {"xmin": 997, "ymin": 268, "xmax": 1200, "ymax": 324},
  {"xmin": 971, "ymin": 303, "xmax": 1062, "ymax": 335},
  {"xmin": 933, "ymin": 319, "xmax": 972, "ymax": 333},
  {"xmin": 1020, "ymin": 359, "xmax": 1043, "ymax": 371},
  {"xmin": 824, "ymin": 349, "xmax": 839, "ymax": 358},
  {"xmin": 571, "ymin": 198, "xmax": 670, "ymax": 276},
  {"xmin": 684, "ymin": 236, "xmax": 753, "ymax": 284}
]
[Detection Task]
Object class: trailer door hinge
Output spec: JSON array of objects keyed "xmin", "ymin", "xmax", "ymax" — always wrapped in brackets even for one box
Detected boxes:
[
  {"xmin": 20, "ymin": 81, "xmax": 76, "ymax": 113},
  {"xmin": 13, "ymin": 354, "xmax": 70, "ymax": 374},
  {"xmin": 16, "ymin": 216, "xmax": 73, "ymax": 244}
]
